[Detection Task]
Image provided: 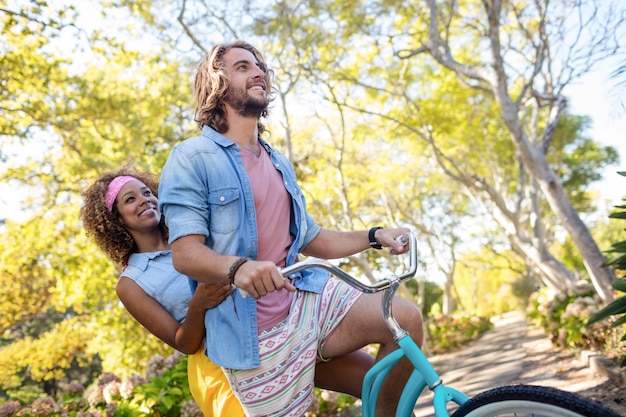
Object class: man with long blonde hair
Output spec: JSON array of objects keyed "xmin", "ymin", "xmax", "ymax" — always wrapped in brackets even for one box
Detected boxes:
[{"xmin": 159, "ymin": 40, "xmax": 423, "ymax": 417}]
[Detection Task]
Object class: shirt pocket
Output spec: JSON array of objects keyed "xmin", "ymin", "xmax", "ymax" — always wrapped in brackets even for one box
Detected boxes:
[{"xmin": 207, "ymin": 187, "xmax": 241, "ymax": 234}]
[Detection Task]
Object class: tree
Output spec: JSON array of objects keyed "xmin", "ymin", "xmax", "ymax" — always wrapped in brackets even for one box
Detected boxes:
[
  {"xmin": 250, "ymin": 0, "xmax": 622, "ymax": 302},
  {"xmin": 124, "ymin": 0, "xmax": 622, "ymax": 303},
  {"xmin": 609, "ymin": 59, "xmax": 626, "ymax": 116},
  {"xmin": 0, "ymin": 0, "xmax": 195, "ymax": 396},
  {"xmin": 402, "ymin": 0, "xmax": 623, "ymax": 301}
]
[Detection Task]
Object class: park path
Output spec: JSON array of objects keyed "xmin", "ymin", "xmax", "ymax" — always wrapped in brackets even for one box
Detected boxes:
[
  {"xmin": 411, "ymin": 310, "xmax": 626, "ymax": 416},
  {"xmin": 413, "ymin": 312, "xmax": 527, "ymax": 416}
]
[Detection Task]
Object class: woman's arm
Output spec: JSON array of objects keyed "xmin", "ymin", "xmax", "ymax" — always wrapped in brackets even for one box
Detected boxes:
[
  {"xmin": 116, "ymin": 277, "xmax": 231, "ymax": 354},
  {"xmin": 179, "ymin": 281, "xmax": 231, "ymax": 350}
]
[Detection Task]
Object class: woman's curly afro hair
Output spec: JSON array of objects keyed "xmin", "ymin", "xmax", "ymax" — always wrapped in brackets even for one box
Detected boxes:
[{"xmin": 80, "ymin": 167, "xmax": 167, "ymax": 266}]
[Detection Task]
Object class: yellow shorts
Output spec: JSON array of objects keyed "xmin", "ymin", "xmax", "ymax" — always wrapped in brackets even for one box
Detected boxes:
[{"xmin": 187, "ymin": 348, "xmax": 244, "ymax": 417}]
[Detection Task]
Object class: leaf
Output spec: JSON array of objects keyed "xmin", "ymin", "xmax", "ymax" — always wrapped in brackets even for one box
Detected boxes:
[
  {"xmin": 609, "ymin": 241, "xmax": 626, "ymax": 250},
  {"xmin": 161, "ymin": 395, "xmax": 173, "ymax": 410},
  {"xmin": 611, "ymin": 279, "xmax": 626, "ymax": 292},
  {"xmin": 609, "ymin": 212, "xmax": 626, "ymax": 220},
  {"xmin": 611, "ymin": 314, "xmax": 626, "ymax": 328},
  {"xmin": 588, "ymin": 298, "xmax": 626, "ymax": 325},
  {"xmin": 602, "ymin": 252, "xmax": 626, "ymax": 268}
]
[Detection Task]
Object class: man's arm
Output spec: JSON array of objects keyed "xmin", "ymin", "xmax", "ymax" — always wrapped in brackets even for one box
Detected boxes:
[
  {"xmin": 171, "ymin": 234, "xmax": 296, "ymax": 298},
  {"xmin": 171, "ymin": 234, "xmax": 234, "ymax": 285},
  {"xmin": 302, "ymin": 227, "xmax": 410, "ymax": 259}
]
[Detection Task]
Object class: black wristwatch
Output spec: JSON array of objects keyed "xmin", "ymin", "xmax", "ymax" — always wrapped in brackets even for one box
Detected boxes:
[{"xmin": 368, "ymin": 227, "xmax": 383, "ymax": 250}]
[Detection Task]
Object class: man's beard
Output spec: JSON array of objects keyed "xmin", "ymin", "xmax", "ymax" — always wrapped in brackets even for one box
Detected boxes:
[{"xmin": 224, "ymin": 86, "xmax": 268, "ymax": 118}]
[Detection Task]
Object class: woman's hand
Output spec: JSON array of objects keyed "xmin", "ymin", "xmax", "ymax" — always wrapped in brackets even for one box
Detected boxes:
[{"xmin": 191, "ymin": 281, "xmax": 233, "ymax": 310}]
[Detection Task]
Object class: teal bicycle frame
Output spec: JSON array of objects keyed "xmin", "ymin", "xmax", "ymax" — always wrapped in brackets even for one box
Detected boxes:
[
  {"xmin": 280, "ymin": 232, "xmax": 470, "ymax": 417},
  {"xmin": 361, "ymin": 294, "xmax": 470, "ymax": 416}
]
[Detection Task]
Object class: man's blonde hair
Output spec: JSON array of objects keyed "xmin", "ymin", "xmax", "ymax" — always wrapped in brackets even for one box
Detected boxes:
[{"xmin": 194, "ymin": 40, "xmax": 275, "ymax": 133}]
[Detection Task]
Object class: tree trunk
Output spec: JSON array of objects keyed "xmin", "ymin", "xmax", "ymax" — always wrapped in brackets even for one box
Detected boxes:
[
  {"xmin": 442, "ymin": 274, "xmax": 455, "ymax": 315},
  {"xmin": 496, "ymin": 95, "xmax": 615, "ymax": 302}
]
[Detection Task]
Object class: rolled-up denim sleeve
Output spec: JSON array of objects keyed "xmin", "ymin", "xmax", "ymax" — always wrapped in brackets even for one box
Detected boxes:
[
  {"xmin": 159, "ymin": 147, "xmax": 210, "ymax": 244},
  {"xmin": 301, "ymin": 212, "xmax": 320, "ymax": 248},
  {"xmin": 299, "ymin": 197, "xmax": 321, "ymax": 250}
]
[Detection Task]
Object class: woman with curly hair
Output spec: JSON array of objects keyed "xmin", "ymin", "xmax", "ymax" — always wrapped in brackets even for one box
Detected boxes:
[{"xmin": 80, "ymin": 167, "xmax": 243, "ymax": 416}]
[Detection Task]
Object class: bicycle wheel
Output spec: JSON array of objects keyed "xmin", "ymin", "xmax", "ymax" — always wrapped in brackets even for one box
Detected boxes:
[{"xmin": 450, "ymin": 384, "xmax": 621, "ymax": 417}]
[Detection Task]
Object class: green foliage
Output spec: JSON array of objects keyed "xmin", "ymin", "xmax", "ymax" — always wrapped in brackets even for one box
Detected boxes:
[
  {"xmin": 452, "ymin": 247, "xmax": 530, "ymax": 317},
  {"xmin": 0, "ymin": 0, "xmax": 192, "ymax": 396},
  {"xmin": 0, "ymin": 352, "xmax": 202, "ymax": 417},
  {"xmin": 405, "ymin": 280, "xmax": 443, "ymax": 316},
  {"xmin": 0, "ymin": 351, "xmax": 362, "ymax": 417},
  {"xmin": 587, "ymin": 172, "xmax": 626, "ymax": 366},
  {"xmin": 1, "ymin": 0, "xmax": 624, "ymax": 403},
  {"xmin": 549, "ymin": 114, "xmax": 620, "ymax": 213},
  {"xmin": 307, "ymin": 388, "xmax": 359, "ymax": 417},
  {"xmin": 425, "ymin": 314, "xmax": 493, "ymax": 355},
  {"xmin": 528, "ymin": 284, "xmax": 611, "ymax": 351},
  {"xmin": 1, "ymin": 385, "xmax": 45, "ymax": 409},
  {"xmin": 131, "ymin": 356, "xmax": 191, "ymax": 416}
]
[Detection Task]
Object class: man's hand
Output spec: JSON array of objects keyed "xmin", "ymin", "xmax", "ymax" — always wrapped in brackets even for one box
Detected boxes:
[
  {"xmin": 374, "ymin": 227, "xmax": 411, "ymax": 255},
  {"xmin": 233, "ymin": 260, "xmax": 297, "ymax": 299}
]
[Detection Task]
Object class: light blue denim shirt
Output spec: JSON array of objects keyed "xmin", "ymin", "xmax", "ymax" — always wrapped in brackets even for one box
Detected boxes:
[{"xmin": 158, "ymin": 125, "xmax": 328, "ymax": 370}]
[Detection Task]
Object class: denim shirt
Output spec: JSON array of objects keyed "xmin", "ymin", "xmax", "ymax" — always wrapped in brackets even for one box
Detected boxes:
[
  {"xmin": 158, "ymin": 125, "xmax": 328, "ymax": 370},
  {"xmin": 121, "ymin": 250, "xmax": 190, "ymax": 324}
]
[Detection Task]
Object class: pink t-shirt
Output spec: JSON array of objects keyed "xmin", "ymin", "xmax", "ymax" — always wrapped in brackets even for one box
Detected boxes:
[{"xmin": 241, "ymin": 146, "xmax": 295, "ymax": 331}]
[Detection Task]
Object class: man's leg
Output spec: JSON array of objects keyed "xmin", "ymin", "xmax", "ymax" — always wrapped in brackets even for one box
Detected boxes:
[
  {"xmin": 314, "ymin": 349, "xmax": 375, "ymax": 398},
  {"xmin": 321, "ymin": 293, "xmax": 423, "ymax": 417}
]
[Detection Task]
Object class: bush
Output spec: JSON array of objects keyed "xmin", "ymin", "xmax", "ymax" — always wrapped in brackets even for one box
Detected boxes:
[
  {"xmin": 306, "ymin": 389, "xmax": 360, "ymax": 417},
  {"xmin": 527, "ymin": 282, "xmax": 611, "ymax": 350},
  {"xmin": 131, "ymin": 353, "xmax": 193, "ymax": 416},
  {"xmin": 0, "ymin": 350, "xmax": 362, "ymax": 417},
  {"xmin": 425, "ymin": 314, "xmax": 493, "ymax": 355},
  {"xmin": 0, "ymin": 352, "xmax": 201, "ymax": 417},
  {"xmin": 587, "ymin": 172, "xmax": 626, "ymax": 366}
]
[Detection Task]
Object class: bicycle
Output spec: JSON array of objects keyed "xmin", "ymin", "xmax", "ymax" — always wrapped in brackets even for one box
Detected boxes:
[{"xmin": 278, "ymin": 232, "xmax": 621, "ymax": 417}]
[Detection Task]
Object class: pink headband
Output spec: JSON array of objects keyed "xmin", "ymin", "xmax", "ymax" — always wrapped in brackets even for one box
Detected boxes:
[{"xmin": 105, "ymin": 176, "xmax": 139, "ymax": 212}]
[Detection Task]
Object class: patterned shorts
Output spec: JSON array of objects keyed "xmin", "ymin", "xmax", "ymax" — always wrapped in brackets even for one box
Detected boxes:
[{"xmin": 224, "ymin": 278, "xmax": 361, "ymax": 417}]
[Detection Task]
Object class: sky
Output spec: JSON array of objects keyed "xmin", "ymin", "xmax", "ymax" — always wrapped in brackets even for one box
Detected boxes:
[{"xmin": 566, "ymin": 58, "xmax": 626, "ymax": 211}]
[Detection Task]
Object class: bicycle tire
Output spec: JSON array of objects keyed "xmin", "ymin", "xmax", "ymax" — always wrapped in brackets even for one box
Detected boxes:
[{"xmin": 450, "ymin": 384, "xmax": 621, "ymax": 417}]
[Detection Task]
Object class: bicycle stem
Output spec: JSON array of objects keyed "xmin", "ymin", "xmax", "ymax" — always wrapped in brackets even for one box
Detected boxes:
[{"xmin": 380, "ymin": 277, "xmax": 410, "ymax": 341}]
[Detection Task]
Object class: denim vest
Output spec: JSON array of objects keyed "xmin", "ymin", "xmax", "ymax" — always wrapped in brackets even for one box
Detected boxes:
[
  {"xmin": 159, "ymin": 126, "xmax": 328, "ymax": 369},
  {"xmin": 121, "ymin": 250, "xmax": 190, "ymax": 323}
]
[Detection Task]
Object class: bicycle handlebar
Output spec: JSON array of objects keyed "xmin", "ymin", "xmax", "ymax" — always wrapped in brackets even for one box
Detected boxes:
[{"xmin": 279, "ymin": 232, "xmax": 418, "ymax": 294}]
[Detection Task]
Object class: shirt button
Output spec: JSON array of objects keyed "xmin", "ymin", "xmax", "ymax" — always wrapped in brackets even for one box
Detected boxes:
[{"xmin": 220, "ymin": 196, "xmax": 225, "ymax": 201}]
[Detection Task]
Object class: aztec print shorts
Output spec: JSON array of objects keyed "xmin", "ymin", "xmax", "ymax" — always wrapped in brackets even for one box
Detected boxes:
[{"xmin": 224, "ymin": 278, "xmax": 361, "ymax": 416}]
